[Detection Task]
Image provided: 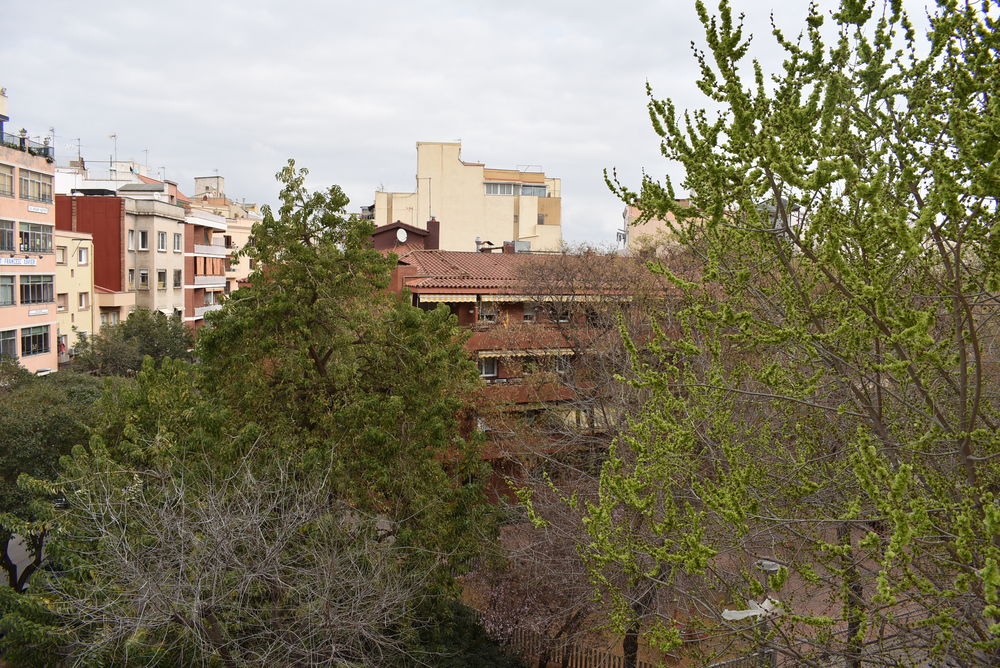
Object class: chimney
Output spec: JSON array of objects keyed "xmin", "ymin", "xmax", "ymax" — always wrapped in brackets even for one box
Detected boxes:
[
  {"xmin": 502, "ymin": 241, "xmax": 516, "ymax": 254},
  {"xmin": 426, "ymin": 217, "xmax": 440, "ymax": 250}
]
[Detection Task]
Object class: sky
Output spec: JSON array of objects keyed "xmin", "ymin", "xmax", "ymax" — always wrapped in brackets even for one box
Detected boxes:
[{"xmin": 2, "ymin": 1, "xmax": 931, "ymax": 246}]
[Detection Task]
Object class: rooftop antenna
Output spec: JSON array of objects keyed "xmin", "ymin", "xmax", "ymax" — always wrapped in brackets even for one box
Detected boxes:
[
  {"xmin": 142, "ymin": 148, "xmax": 149, "ymax": 170},
  {"xmin": 109, "ymin": 134, "xmax": 118, "ymax": 176}
]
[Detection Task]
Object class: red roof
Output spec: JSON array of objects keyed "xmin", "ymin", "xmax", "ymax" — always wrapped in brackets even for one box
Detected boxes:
[{"xmin": 398, "ymin": 250, "xmax": 535, "ymax": 291}]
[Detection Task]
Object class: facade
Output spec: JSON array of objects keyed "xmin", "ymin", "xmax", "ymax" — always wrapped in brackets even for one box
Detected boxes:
[
  {"xmin": 53, "ymin": 229, "xmax": 98, "ymax": 361},
  {"xmin": 183, "ymin": 209, "xmax": 227, "ymax": 328},
  {"xmin": 374, "ymin": 142, "xmax": 562, "ymax": 252},
  {"xmin": 0, "ymin": 92, "xmax": 59, "ymax": 373},
  {"xmin": 620, "ymin": 202, "xmax": 690, "ymax": 254},
  {"xmin": 186, "ymin": 175, "xmax": 260, "ymax": 294}
]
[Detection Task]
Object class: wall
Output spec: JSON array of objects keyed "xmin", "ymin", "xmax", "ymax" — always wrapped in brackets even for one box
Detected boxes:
[
  {"xmin": 54, "ymin": 230, "xmax": 97, "ymax": 357},
  {"xmin": 56, "ymin": 195, "xmax": 125, "ymax": 291}
]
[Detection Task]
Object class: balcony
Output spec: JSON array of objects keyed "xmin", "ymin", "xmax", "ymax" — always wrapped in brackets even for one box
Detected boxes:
[
  {"xmin": 193, "ymin": 242, "xmax": 227, "ymax": 256},
  {"xmin": 194, "ymin": 274, "xmax": 225, "ymax": 286},
  {"xmin": 194, "ymin": 304, "xmax": 223, "ymax": 318},
  {"xmin": 0, "ymin": 130, "xmax": 54, "ymax": 161}
]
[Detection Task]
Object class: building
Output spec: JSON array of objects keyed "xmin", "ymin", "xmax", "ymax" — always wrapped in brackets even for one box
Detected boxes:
[
  {"xmin": 619, "ymin": 202, "xmax": 689, "ymax": 254},
  {"xmin": 374, "ymin": 142, "xmax": 562, "ymax": 252},
  {"xmin": 186, "ymin": 175, "xmax": 260, "ymax": 294},
  {"xmin": 183, "ymin": 209, "xmax": 227, "ymax": 328},
  {"xmin": 0, "ymin": 89, "xmax": 59, "ymax": 373},
  {"xmin": 53, "ymin": 229, "xmax": 99, "ymax": 361}
]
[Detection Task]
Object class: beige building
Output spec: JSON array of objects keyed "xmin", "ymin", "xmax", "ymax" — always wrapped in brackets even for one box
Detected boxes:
[
  {"xmin": 187, "ymin": 175, "xmax": 260, "ymax": 293},
  {"xmin": 121, "ymin": 185, "xmax": 188, "ymax": 317},
  {"xmin": 53, "ymin": 229, "xmax": 98, "ymax": 361},
  {"xmin": 374, "ymin": 142, "xmax": 562, "ymax": 252},
  {"xmin": 620, "ymin": 202, "xmax": 690, "ymax": 255}
]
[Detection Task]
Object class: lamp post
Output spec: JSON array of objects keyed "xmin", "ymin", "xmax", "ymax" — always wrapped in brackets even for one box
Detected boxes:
[{"xmin": 754, "ymin": 559, "xmax": 781, "ymax": 668}]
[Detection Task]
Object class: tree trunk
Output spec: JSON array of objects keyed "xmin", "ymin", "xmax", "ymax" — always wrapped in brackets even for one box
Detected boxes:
[
  {"xmin": 839, "ymin": 522, "xmax": 863, "ymax": 668},
  {"xmin": 623, "ymin": 622, "xmax": 640, "ymax": 668}
]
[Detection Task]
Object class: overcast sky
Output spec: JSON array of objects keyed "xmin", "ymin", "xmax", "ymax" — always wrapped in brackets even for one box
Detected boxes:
[{"xmin": 3, "ymin": 1, "xmax": 930, "ymax": 245}]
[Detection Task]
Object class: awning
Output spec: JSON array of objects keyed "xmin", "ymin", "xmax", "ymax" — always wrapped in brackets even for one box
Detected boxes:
[
  {"xmin": 417, "ymin": 294, "xmax": 477, "ymax": 303},
  {"xmin": 481, "ymin": 294, "xmax": 630, "ymax": 303},
  {"xmin": 476, "ymin": 349, "xmax": 575, "ymax": 358}
]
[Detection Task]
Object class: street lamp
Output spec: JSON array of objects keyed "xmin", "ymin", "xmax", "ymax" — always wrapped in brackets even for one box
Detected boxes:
[{"xmin": 754, "ymin": 559, "xmax": 781, "ymax": 668}]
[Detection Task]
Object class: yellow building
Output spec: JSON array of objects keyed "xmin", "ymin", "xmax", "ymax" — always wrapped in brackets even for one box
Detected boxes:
[
  {"xmin": 374, "ymin": 142, "xmax": 563, "ymax": 252},
  {"xmin": 54, "ymin": 229, "xmax": 98, "ymax": 362}
]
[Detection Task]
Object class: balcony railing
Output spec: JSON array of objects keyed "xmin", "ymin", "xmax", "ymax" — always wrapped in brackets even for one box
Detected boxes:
[
  {"xmin": 194, "ymin": 304, "xmax": 223, "ymax": 318},
  {"xmin": 0, "ymin": 130, "xmax": 54, "ymax": 161},
  {"xmin": 193, "ymin": 242, "xmax": 227, "ymax": 255},
  {"xmin": 194, "ymin": 274, "xmax": 225, "ymax": 285}
]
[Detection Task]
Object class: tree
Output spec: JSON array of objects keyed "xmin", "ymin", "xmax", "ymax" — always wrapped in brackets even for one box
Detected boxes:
[
  {"xmin": 583, "ymin": 0, "xmax": 1000, "ymax": 665},
  {"xmin": 0, "ymin": 362, "xmax": 107, "ymax": 593},
  {"xmin": 196, "ymin": 161, "xmax": 491, "ymax": 585},
  {"xmin": 71, "ymin": 308, "xmax": 193, "ymax": 376}
]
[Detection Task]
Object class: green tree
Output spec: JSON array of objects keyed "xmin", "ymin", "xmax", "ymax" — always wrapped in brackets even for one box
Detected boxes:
[
  {"xmin": 588, "ymin": 1, "xmax": 1000, "ymax": 665},
  {"xmin": 0, "ymin": 362, "xmax": 106, "ymax": 592},
  {"xmin": 72, "ymin": 308, "xmax": 193, "ymax": 376},
  {"xmin": 196, "ymin": 161, "xmax": 491, "ymax": 584}
]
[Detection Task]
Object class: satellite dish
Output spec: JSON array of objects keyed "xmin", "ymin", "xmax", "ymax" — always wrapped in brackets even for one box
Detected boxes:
[{"xmin": 396, "ymin": 228, "xmax": 408, "ymax": 243}]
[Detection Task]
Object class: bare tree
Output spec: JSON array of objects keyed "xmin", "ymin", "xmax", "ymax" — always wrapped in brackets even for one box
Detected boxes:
[{"xmin": 38, "ymin": 454, "xmax": 436, "ymax": 667}]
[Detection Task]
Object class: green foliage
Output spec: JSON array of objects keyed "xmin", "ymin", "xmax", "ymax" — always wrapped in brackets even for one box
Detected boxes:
[
  {"xmin": 593, "ymin": 0, "xmax": 1000, "ymax": 664},
  {"xmin": 71, "ymin": 308, "xmax": 193, "ymax": 376}
]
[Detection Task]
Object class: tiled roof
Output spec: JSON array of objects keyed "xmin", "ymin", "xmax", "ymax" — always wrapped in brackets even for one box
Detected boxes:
[{"xmin": 398, "ymin": 250, "xmax": 535, "ymax": 291}]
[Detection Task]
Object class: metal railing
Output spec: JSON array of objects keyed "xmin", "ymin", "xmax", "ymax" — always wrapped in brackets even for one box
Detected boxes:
[{"xmin": 0, "ymin": 130, "xmax": 54, "ymax": 160}]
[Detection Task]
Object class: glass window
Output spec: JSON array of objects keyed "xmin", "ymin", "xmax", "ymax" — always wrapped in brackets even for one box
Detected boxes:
[
  {"xmin": 478, "ymin": 357, "xmax": 498, "ymax": 378},
  {"xmin": 101, "ymin": 310, "xmax": 120, "ymax": 327},
  {"xmin": 157, "ymin": 231, "xmax": 167, "ymax": 251},
  {"xmin": 78, "ymin": 292, "xmax": 90, "ymax": 309},
  {"xmin": 19, "ymin": 170, "xmax": 53, "ymax": 203},
  {"xmin": 19, "ymin": 275, "xmax": 54, "ymax": 304},
  {"xmin": 21, "ymin": 325, "xmax": 50, "ymax": 356},
  {"xmin": 138, "ymin": 230, "xmax": 148, "ymax": 250},
  {"xmin": 127, "ymin": 268, "xmax": 135, "ymax": 288},
  {"xmin": 78, "ymin": 247, "xmax": 89, "ymax": 265},
  {"xmin": 521, "ymin": 185, "xmax": 547, "ymax": 197},
  {"xmin": 57, "ymin": 293, "xmax": 68, "ymax": 312},
  {"xmin": 157, "ymin": 269, "xmax": 166, "ymax": 289},
  {"xmin": 138, "ymin": 270, "xmax": 149, "ymax": 289},
  {"xmin": 128, "ymin": 229, "xmax": 135, "ymax": 251},
  {"xmin": 0, "ymin": 329, "xmax": 16, "ymax": 359},
  {"xmin": 173, "ymin": 232, "xmax": 182, "ymax": 252},
  {"xmin": 56, "ymin": 246, "xmax": 67, "ymax": 264},
  {"xmin": 0, "ymin": 220, "xmax": 12, "ymax": 251},
  {"xmin": 173, "ymin": 269, "xmax": 182, "ymax": 288},
  {"xmin": 0, "ymin": 276, "xmax": 14, "ymax": 306},
  {"xmin": 0, "ymin": 165, "xmax": 13, "ymax": 197},
  {"xmin": 485, "ymin": 182, "xmax": 517, "ymax": 196},
  {"xmin": 537, "ymin": 213, "xmax": 547, "ymax": 226},
  {"xmin": 19, "ymin": 223, "xmax": 53, "ymax": 253}
]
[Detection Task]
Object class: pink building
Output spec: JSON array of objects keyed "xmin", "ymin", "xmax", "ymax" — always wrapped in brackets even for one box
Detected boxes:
[{"xmin": 0, "ymin": 94, "xmax": 59, "ymax": 374}]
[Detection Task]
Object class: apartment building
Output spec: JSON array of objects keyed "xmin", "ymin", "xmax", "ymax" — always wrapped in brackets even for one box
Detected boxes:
[
  {"xmin": 0, "ymin": 91, "xmax": 59, "ymax": 373},
  {"xmin": 186, "ymin": 175, "xmax": 260, "ymax": 293},
  {"xmin": 53, "ymin": 229, "xmax": 99, "ymax": 361},
  {"xmin": 374, "ymin": 142, "xmax": 563, "ymax": 252},
  {"xmin": 183, "ymin": 209, "xmax": 227, "ymax": 328}
]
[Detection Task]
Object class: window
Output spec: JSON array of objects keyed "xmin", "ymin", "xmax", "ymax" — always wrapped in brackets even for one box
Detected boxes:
[
  {"xmin": 485, "ymin": 182, "xmax": 518, "ymax": 196},
  {"xmin": 537, "ymin": 213, "xmax": 547, "ymax": 226},
  {"xmin": 138, "ymin": 230, "xmax": 148, "ymax": 251},
  {"xmin": 0, "ymin": 329, "xmax": 16, "ymax": 359},
  {"xmin": 19, "ymin": 170, "xmax": 53, "ymax": 203},
  {"xmin": 173, "ymin": 269, "xmax": 182, "ymax": 288},
  {"xmin": 128, "ymin": 229, "xmax": 135, "ymax": 250},
  {"xmin": 127, "ymin": 268, "xmax": 135, "ymax": 288},
  {"xmin": 138, "ymin": 270, "xmax": 149, "ymax": 289},
  {"xmin": 523, "ymin": 307, "xmax": 537, "ymax": 322},
  {"xmin": 224, "ymin": 235, "xmax": 233, "ymax": 248},
  {"xmin": 157, "ymin": 231, "xmax": 167, "ymax": 251},
  {"xmin": 101, "ymin": 310, "xmax": 120, "ymax": 327},
  {"xmin": 173, "ymin": 232, "xmax": 182, "ymax": 252},
  {"xmin": 0, "ymin": 220, "xmax": 12, "ymax": 251},
  {"xmin": 57, "ymin": 293, "xmax": 68, "ymax": 312},
  {"xmin": 0, "ymin": 165, "xmax": 13, "ymax": 197},
  {"xmin": 78, "ymin": 247, "xmax": 89, "ymax": 265},
  {"xmin": 78, "ymin": 292, "xmax": 90, "ymax": 309},
  {"xmin": 554, "ymin": 356, "xmax": 572, "ymax": 376},
  {"xmin": 522, "ymin": 185, "xmax": 547, "ymax": 197},
  {"xmin": 157, "ymin": 269, "xmax": 166, "ymax": 289},
  {"xmin": 0, "ymin": 276, "xmax": 13, "ymax": 306},
  {"xmin": 19, "ymin": 223, "xmax": 53, "ymax": 253},
  {"xmin": 549, "ymin": 305, "xmax": 571, "ymax": 323},
  {"xmin": 19, "ymin": 275, "xmax": 54, "ymax": 304},
  {"xmin": 21, "ymin": 325, "xmax": 50, "ymax": 356},
  {"xmin": 56, "ymin": 246, "xmax": 67, "ymax": 264},
  {"xmin": 478, "ymin": 304, "xmax": 498, "ymax": 324},
  {"xmin": 478, "ymin": 357, "xmax": 498, "ymax": 378}
]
